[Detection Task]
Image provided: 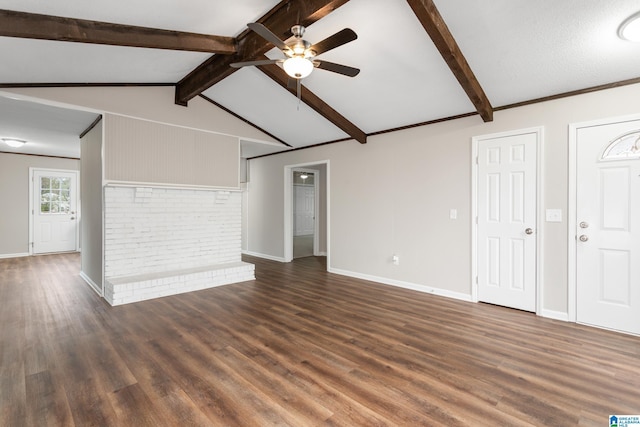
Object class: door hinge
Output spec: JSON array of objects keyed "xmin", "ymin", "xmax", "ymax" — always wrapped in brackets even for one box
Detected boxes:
[{"xmin": 475, "ymin": 276, "xmax": 478, "ymax": 284}]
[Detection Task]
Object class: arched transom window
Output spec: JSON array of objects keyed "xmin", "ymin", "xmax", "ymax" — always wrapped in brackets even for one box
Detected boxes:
[{"xmin": 601, "ymin": 130, "xmax": 640, "ymax": 160}]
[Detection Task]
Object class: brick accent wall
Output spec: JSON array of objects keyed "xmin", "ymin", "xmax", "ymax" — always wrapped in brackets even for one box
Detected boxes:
[{"xmin": 103, "ymin": 185, "xmax": 254, "ymax": 305}]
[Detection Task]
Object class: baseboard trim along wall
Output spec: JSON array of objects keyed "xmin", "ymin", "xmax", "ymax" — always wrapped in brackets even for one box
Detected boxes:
[
  {"xmin": 329, "ymin": 267, "xmax": 571, "ymax": 321},
  {"xmin": 328, "ymin": 267, "xmax": 474, "ymax": 303},
  {"xmin": 0, "ymin": 252, "xmax": 29, "ymax": 259},
  {"xmin": 80, "ymin": 271, "xmax": 103, "ymax": 296},
  {"xmin": 539, "ymin": 309, "xmax": 569, "ymax": 322},
  {"xmin": 242, "ymin": 250, "xmax": 287, "ymax": 263}
]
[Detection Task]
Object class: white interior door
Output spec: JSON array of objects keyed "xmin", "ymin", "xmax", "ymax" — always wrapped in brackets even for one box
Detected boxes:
[
  {"xmin": 575, "ymin": 120, "xmax": 640, "ymax": 335},
  {"xmin": 32, "ymin": 169, "xmax": 78, "ymax": 254},
  {"xmin": 294, "ymin": 184, "xmax": 315, "ymax": 236},
  {"xmin": 476, "ymin": 131, "xmax": 538, "ymax": 312}
]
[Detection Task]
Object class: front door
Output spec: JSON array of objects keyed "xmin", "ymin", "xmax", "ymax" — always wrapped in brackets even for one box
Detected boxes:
[
  {"xmin": 476, "ymin": 130, "xmax": 538, "ymax": 312},
  {"xmin": 32, "ymin": 169, "xmax": 78, "ymax": 254},
  {"xmin": 575, "ymin": 120, "xmax": 640, "ymax": 335}
]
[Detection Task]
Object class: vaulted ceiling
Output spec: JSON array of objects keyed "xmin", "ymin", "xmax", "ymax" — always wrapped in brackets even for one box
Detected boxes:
[{"xmin": 1, "ymin": 0, "xmax": 640, "ymax": 158}]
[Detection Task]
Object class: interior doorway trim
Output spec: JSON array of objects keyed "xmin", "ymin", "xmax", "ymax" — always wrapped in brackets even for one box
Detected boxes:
[
  {"xmin": 284, "ymin": 160, "xmax": 330, "ymax": 265},
  {"xmin": 471, "ymin": 126, "xmax": 544, "ymax": 315},
  {"xmin": 567, "ymin": 113, "xmax": 640, "ymax": 323}
]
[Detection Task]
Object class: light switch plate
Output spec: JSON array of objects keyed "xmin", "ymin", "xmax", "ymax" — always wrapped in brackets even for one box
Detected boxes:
[
  {"xmin": 546, "ymin": 209, "xmax": 562, "ymax": 222},
  {"xmin": 450, "ymin": 209, "xmax": 457, "ymax": 220}
]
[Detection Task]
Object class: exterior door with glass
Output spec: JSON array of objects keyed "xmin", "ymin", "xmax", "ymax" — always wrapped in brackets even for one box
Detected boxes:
[
  {"xmin": 576, "ymin": 121, "xmax": 640, "ymax": 335},
  {"xmin": 32, "ymin": 169, "xmax": 79, "ymax": 254}
]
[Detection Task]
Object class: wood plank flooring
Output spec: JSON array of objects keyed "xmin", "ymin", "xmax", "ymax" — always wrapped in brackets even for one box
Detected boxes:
[{"xmin": 1, "ymin": 253, "xmax": 639, "ymax": 426}]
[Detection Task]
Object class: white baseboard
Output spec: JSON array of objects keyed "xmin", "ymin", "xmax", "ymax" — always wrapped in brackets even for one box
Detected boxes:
[
  {"xmin": 315, "ymin": 251, "xmax": 328, "ymax": 256},
  {"xmin": 328, "ymin": 267, "xmax": 473, "ymax": 303},
  {"xmin": 80, "ymin": 271, "xmax": 103, "ymax": 297},
  {"xmin": 242, "ymin": 250, "xmax": 287, "ymax": 263},
  {"xmin": 540, "ymin": 309, "xmax": 569, "ymax": 322},
  {"xmin": 0, "ymin": 252, "xmax": 29, "ymax": 259}
]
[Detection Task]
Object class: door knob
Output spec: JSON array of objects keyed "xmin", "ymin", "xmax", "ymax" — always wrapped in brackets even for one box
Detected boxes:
[
  {"xmin": 525, "ymin": 228, "xmax": 534, "ymax": 235},
  {"xmin": 579, "ymin": 221, "xmax": 589, "ymax": 229},
  {"xmin": 579, "ymin": 235, "xmax": 588, "ymax": 242},
  {"xmin": 70, "ymin": 217, "xmax": 75, "ymax": 220}
]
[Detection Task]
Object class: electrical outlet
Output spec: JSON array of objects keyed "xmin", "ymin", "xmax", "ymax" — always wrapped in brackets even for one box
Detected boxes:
[
  {"xmin": 450, "ymin": 209, "xmax": 458, "ymax": 220},
  {"xmin": 392, "ymin": 255, "xmax": 399, "ymax": 265}
]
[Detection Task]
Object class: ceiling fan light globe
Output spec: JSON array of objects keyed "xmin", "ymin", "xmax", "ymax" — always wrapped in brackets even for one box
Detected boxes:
[
  {"xmin": 283, "ymin": 57, "xmax": 313, "ymax": 79},
  {"xmin": 619, "ymin": 11, "xmax": 640, "ymax": 42}
]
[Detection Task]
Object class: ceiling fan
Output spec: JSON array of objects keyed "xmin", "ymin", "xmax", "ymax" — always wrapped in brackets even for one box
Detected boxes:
[{"xmin": 231, "ymin": 23, "xmax": 360, "ymax": 98}]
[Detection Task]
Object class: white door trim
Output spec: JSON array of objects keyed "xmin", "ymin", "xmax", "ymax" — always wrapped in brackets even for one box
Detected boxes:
[
  {"xmin": 284, "ymin": 161, "xmax": 330, "ymax": 264},
  {"xmin": 567, "ymin": 113, "xmax": 640, "ymax": 322},
  {"xmin": 28, "ymin": 167, "xmax": 80, "ymax": 255},
  {"xmin": 471, "ymin": 126, "xmax": 544, "ymax": 315}
]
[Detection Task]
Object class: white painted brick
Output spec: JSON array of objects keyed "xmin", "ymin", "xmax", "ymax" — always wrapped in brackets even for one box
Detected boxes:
[
  {"xmin": 104, "ymin": 186, "xmax": 250, "ymax": 304},
  {"xmin": 106, "ymin": 262, "xmax": 255, "ymax": 305}
]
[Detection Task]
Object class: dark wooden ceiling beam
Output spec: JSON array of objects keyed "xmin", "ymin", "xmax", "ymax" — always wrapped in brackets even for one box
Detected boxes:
[
  {"xmin": 175, "ymin": 0, "xmax": 352, "ymax": 106},
  {"xmin": 258, "ymin": 60, "xmax": 366, "ymax": 144},
  {"xmin": 0, "ymin": 9, "xmax": 236, "ymax": 54},
  {"xmin": 405, "ymin": 0, "xmax": 493, "ymax": 122}
]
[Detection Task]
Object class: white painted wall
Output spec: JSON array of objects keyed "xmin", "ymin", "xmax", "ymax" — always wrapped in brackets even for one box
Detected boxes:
[{"xmin": 246, "ymin": 83, "xmax": 640, "ymax": 316}]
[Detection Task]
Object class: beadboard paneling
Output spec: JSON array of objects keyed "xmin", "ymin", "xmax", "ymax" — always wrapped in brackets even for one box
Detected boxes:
[{"xmin": 104, "ymin": 114, "xmax": 239, "ymax": 187}]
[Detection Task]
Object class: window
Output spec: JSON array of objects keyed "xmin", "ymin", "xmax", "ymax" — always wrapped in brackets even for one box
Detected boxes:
[
  {"xmin": 601, "ymin": 131, "xmax": 640, "ymax": 160},
  {"xmin": 40, "ymin": 176, "xmax": 71, "ymax": 214}
]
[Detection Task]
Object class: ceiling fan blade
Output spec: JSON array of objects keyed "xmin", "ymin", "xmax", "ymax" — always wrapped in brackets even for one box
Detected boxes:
[
  {"xmin": 314, "ymin": 60, "xmax": 360, "ymax": 77},
  {"xmin": 247, "ymin": 23, "xmax": 291, "ymax": 53},
  {"xmin": 230, "ymin": 59, "xmax": 282, "ymax": 68},
  {"xmin": 309, "ymin": 28, "xmax": 357, "ymax": 56}
]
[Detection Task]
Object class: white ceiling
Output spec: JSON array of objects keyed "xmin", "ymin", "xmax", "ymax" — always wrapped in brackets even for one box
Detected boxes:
[
  {"xmin": 1, "ymin": 0, "xmax": 640, "ymax": 158},
  {"xmin": 0, "ymin": 95, "xmax": 99, "ymax": 157}
]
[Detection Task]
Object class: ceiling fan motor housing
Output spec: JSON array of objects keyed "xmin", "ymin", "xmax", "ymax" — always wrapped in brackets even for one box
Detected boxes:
[{"xmin": 287, "ymin": 25, "xmax": 314, "ymax": 57}]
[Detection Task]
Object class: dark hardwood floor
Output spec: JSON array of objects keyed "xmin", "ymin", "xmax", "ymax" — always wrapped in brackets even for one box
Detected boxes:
[{"xmin": 1, "ymin": 253, "xmax": 639, "ymax": 426}]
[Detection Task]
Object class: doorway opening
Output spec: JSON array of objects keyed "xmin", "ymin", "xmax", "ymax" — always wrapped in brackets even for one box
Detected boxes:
[
  {"xmin": 284, "ymin": 161, "xmax": 329, "ymax": 265},
  {"xmin": 292, "ymin": 169, "xmax": 317, "ymax": 258}
]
